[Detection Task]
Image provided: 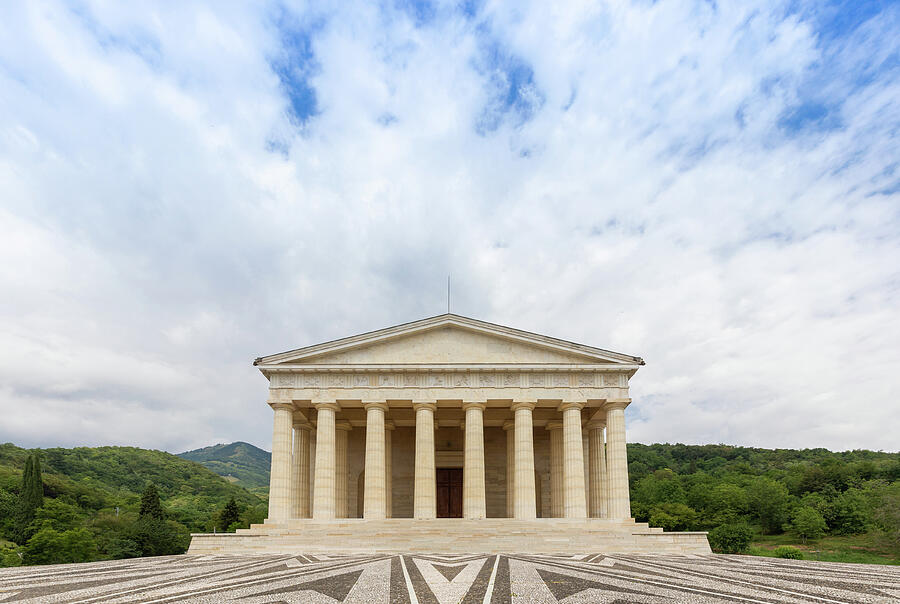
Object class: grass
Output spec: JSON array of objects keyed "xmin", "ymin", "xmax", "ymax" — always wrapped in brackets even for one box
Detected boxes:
[{"xmin": 747, "ymin": 533, "xmax": 899, "ymax": 566}]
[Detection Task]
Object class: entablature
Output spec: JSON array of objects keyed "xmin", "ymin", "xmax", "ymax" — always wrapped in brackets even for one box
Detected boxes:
[{"xmin": 266, "ymin": 369, "xmax": 631, "ymax": 390}]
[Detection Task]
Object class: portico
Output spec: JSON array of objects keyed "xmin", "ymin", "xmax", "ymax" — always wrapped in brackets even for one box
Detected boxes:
[{"xmin": 188, "ymin": 314, "xmax": 711, "ymax": 554}]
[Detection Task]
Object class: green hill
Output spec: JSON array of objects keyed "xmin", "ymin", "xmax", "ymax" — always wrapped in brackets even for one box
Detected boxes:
[
  {"xmin": 177, "ymin": 441, "xmax": 270, "ymax": 492},
  {"xmin": 0, "ymin": 443, "xmax": 266, "ymax": 566}
]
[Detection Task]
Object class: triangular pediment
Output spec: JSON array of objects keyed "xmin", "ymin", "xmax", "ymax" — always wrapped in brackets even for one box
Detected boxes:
[{"xmin": 255, "ymin": 314, "xmax": 642, "ymax": 367}]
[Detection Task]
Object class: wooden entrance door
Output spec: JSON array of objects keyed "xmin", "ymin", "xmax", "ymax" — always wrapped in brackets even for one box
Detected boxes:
[{"xmin": 436, "ymin": 468, "xmax": 463, "ymax": 518}]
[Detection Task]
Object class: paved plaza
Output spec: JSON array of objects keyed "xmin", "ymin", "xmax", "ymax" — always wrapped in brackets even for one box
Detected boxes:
[{"xmin": 1, "ymin": 553, "xmax": 898, "ymax": 603}]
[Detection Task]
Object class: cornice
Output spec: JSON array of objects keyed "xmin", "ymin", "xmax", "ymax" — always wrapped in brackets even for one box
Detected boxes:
[
  {"xmin": 257, "ymin": 363, "xmax": 641, "ymax": 373},
  {"xmin": 254, "ymin": 314, "xmax": 645, "ymax": 367}
]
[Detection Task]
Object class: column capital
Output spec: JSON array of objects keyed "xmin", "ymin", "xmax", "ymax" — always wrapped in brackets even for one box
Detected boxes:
[
  {"xmin": 362, "ymin": 400, "xmax": 389, "ymax": 412},
  {"xmin": 558, "ymin": 401, "xmax": 585, "ymax": 412},
  {"xmin": 545, "ymin": 420, "xmax": 563, "ymax": 431},
  {"xmin": 462, "ymin": 401, "xmax": 486, "ymax": 412},
  {"xmin": 336, "ymin": 421, "xmax": 353, "ymax": 432},
  {"xmin": 604, "ymin": 399, "xmax": 631, "ymax": 411},
  {"xmin": 313, "ymin": 400, "xmax": 341, "ymax": 412},
  {"xmin": 412, "ymin": 401, "xmax": 437, "ymax": 412},
  {"xmin": 510, "ymin": 400, "xmax": 536, "ymax": 412},
  {"xmin": 502, "ymin": 420, "xmax": 515, "ymax": 431},
  {"xmin": 586, "ymin": 420, "xmax": 606, "ymax": 431},
  {"xmin": 385, "ymin": 420, "xmax": 395, "ymax": 431},
  {"xmin": 269, "ymin": 401, "xmax": 294, "ymax": 412},
  {"xmin": 293, "ymin": 420, "xmax": 313, "ymax": 431}
]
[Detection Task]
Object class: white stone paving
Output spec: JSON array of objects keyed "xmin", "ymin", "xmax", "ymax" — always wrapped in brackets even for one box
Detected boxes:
[{"xmin": 0, "ymin": 553, "xmax": 898, "ymax": 603}]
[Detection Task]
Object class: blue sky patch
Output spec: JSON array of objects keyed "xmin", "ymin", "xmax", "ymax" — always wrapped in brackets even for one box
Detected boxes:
[
  {"xmin": 270, "ymin": 12, "xmax": 322, "ymax": 127},
  {"xmin": 777, "ymin": 101, "xmax": 843, "ymax": 135},
  {"xmin": 473, "ymin": 39, "xmax": 545, "ymax": 134}
]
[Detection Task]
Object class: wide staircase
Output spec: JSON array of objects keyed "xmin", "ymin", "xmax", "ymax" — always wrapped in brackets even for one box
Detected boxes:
[{"xmin": 187, "ymin": 518, "xmax": 711, "ymax": 554}]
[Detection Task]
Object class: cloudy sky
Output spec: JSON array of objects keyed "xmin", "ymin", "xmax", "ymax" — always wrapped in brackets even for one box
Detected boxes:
[{"xmin": 1, "ymin": 1, "xmax": 898, "ymax": 454}]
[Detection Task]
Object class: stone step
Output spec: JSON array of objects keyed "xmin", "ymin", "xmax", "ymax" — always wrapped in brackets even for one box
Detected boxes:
[{"xmin": 192, "ymin": 519, "xmax": 711, "ymax": 555}]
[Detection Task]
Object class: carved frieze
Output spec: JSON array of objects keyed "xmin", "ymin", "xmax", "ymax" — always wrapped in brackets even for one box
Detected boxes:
[{"xmin": 270, "ymin": 371, "xmax": 625, "ymax": 390}]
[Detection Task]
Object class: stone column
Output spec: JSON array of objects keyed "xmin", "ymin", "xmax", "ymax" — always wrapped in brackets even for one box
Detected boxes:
[
  {"xmin": 502, "ymin": 421, "xmax": 515, "ymax": 518},
  {"xmin": 385, "ymin": 420, "xmax": 394, "ymax": 518},
  {"xmin": 267, "ymin": 401, "xmax": 294, "ymax": 521},
  {"xmin": 605, "ymin": 400, "xmax": 631, "ymax": 520},
  {"xmin": 312, "ymin": 402, "xmax": 340, "ymax": 519},
  {"xmin": 462, "ymin": 402, "xmax": 486, "ymax": 519},
  {"xmin": 291, "ymin": 421, "xmax": 312, "ymax": 519},
  {"xmin": 588, "ymin": 421, "xmax": 608, "ymax": 518},
  {"xmin": 363, "ymin": 402, "xmax": 388, "ymax": 519},
  {"xmin": 512, "ymin": 401, "xmax": 537, "ymax": 519},
  {"xmin": 545, "ymin": 421, "xmax": 564, "ymax": 518},
  {"xmin": 413, "ymin": 401, "xmax": 437, "ymax": 519},
  {"xmin": 560, "ymin": 402, "xmax": 587, "ymax": 518},
  {"xmin": 335, "ymin": 422, "xmax": 352, "ymax": 518}
]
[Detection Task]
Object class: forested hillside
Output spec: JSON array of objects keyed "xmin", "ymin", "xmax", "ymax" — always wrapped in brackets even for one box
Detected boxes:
[
  {"xmin": 626, "ymin": 444, "xmax": 899, "ymax": 563},
  {"xmin": 0, "ymin": 444, "xmax": 266, "ymax": 567},
  {"xmin": 1, "ymin": 441, "xmax": 897, "ymax": 567},
  {"xmin": 177, "ymin": 441, "xmax": 270, "ymax": 491}
]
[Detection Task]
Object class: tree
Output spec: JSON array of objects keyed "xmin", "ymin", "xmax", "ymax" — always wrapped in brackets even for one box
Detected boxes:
[
  {"xmin": 790, "ymin": 506, "xmax": 827, "ymax": 544},
  {"xmin": 649, "ymin": 503, "xmax": 698, "ymax": 531},
  {"xmin": 633, "ymin": 469, "xmax": 687, "ymax": 506},
  {"xmin": 0, "ymin": 490, "xmax": 17, "ymax": 542},
  {"xmin": 747, "ymin": 477, "xmax": 790, "ymax": 534},
  {"xmin": 130, "ymin": 484, "xmax": 188, "ymax": 556},
  {"xmin": 706, "ymin": 484, "xmax": 749, "ymax": 524},
  {"xmin": 707, "ymin": 522, "xmax": 753, "ymax": 554},
  {"xmin": 128, "ymin": 518, "xmax": 188, "ymax": 557},
  {"xmin": 139, "ymin": 484, "xmax": 164, "ymax": 520},
  {"xmin": 23, "ymin": 527, "xmax": 98, "ymax": 565},
  {"xmin": 218, "ymin": 497, "xmax": 241, "ymax": 532},
  {"xmin": 29, "ymin": 499, "xmax": 84, "ymax": 533},
  {"xmin": 15, "ymin": 454, "xmax": 44, "ymax": 543},
  {"xmin": 828, "ymin": 489, "xmax": 870, "ymax": 535}
]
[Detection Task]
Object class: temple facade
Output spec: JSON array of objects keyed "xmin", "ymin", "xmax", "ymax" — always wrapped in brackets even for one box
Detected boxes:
[{"xmin": 188, "ymin": 314, "xmax": 711, "ymax": 554}]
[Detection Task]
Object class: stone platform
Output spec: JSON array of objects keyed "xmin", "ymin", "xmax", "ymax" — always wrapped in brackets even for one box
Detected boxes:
[
  {"xmin": 187, "ymin": 518, "xmax": 711, "ymax": 555},
  {"xmin": 2, "ymin": 552, "xmax": 899, "ymax": 603}
]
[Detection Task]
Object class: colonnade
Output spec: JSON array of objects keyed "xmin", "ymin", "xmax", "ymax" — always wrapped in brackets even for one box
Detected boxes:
[{"xmin": 266, "ymin": 400, "xmax": 631, "ymax": 522}]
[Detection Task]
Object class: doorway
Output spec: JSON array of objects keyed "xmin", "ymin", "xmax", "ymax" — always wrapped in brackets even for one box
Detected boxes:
[{"xmin": 436, "ymin": 468, "xmax": 463, "ymax": 518}]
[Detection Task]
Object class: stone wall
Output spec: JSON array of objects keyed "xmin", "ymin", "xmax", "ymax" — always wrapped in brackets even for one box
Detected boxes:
[{"xmin": 342, "ymin": 425, "xmax": 562, "ymax": 518}]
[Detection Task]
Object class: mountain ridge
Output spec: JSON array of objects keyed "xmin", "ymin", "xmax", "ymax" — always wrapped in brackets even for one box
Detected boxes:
[{"xmin": 177, "ymin": 441, "xmax": 270, "ymax": 491}]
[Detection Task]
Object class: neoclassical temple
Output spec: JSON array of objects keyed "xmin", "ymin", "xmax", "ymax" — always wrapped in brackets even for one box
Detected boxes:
[{"xmin": 189, "ymin": 315, "xmax": 710, "ymax": 554}]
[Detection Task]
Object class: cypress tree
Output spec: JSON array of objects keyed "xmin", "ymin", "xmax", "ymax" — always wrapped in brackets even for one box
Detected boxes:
[
  {"xmin": 16, "ymin": 454, "xmax": 43, "ymax": 543},
  {"xmin": 139, "ymin": 484, "xmax": 164, "ymax": 520},
  {"xmin": 218, "ymin": 497, "xmax": 241, "ymax": 532},
  {"xmin": 29, "ymin": 455, "xmax": 44, "ymax": 510}
]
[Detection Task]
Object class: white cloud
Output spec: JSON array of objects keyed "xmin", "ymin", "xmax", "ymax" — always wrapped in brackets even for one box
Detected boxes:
[{"xmin": 0, "ymin": 0, "xmax": 897, "ymax": 452}]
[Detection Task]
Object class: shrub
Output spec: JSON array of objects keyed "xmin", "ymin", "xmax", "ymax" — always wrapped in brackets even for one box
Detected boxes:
[
  {"xmin": 0, "ymin": 542, "xmax": 22, "ymax": 567},
  {"xmin": 708, "ymin": 522, "xmax": 753, "ymax": 554},
  {"xmin": 774, "ymin": 546, "xmax": 804, "ymax": 559},
  {"xmin": 649, "ymin": 503, "xmax": 699, "ymax": 531},
  {"xmin": 23, "ymin": 527, "xmax": 97, "ymax": 565}
]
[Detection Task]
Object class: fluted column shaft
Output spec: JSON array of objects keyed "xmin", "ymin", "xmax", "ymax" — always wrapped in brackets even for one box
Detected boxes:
[
  {"xmin": 512, "ymin": 401, "xmax": 537, "ymax": 519},
  {"xmin": 413, "ymin": 402, "xmax": 437, "ymax": 519},
  {"xmin": 560, "ymin": 403, "xmax": 587, "ymax": 518},
  {"xmin": 502, "ymin": 421, "xmax": 515, "ymax": 518},
  {"xmin": 606, "ymin": 401, "xmax": 631, "ymax": 519},
  {"xmin": 385, "ymin": 421, "xmax": 394, "ymax": 518},
  {"xmin": 462, "ymin": 402, "xmax": 486, "ymax": 519},
  {"xmin": 363, "ymin": 402, "xmax": 387, "ymax": 519},
  {"xmin": 588, "ymin": 422, "xmax": 608, "ymax": 518},
  {"xmin": 291, "ymin": 422, "xmax": 312, "ymax": 519},
  {"xmin": 267, "ymin": 402, "xmax": 294, "ymax": 521},
  {"xmin": 335, "ymin": 422, "xmax": 351, "ymax": 518},
  {"xmin": 312, "ymin": 403, "xmax": 339, "ymax": 519},
  {"xmin": 546, "ymin": 421, "xmax": 564, "ymax": 518}
]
